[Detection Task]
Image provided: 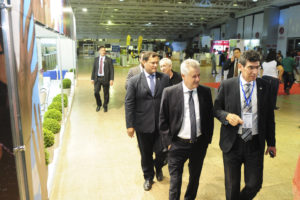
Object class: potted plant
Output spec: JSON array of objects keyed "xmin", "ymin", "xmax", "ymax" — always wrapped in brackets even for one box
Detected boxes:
[{"xmin": 62, "ymin": 78, "xmax": 71, "ymax": 96}]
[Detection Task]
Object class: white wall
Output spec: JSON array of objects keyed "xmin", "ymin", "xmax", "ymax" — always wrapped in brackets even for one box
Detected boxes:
[
  {"xmin": 244, "ymin": 15, "xmax": 253, "ymax": 39},
  {"xmin": 60, "ymin": 38, "xmax": 76, "ymax": 70},
  {"xmin": 277, "ymin": 5, "xmax": 300, "ymax": 56},
  {"xmin": 237, "ymin": 18, "xmax": 244, "ymax": 38},
  {"xmin": 253, "ymin": 13, "xmax": 264, "ymax": 39}
]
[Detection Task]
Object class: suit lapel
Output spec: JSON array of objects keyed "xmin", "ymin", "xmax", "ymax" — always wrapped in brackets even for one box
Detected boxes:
[
  {"xmin": 177, "ymin": 83, "xmax": 184, "ymax": 125},
  {"xmin": 197, "ymin": 86, "xmax": 204, "ymax": 124},
  {"xmin": 256, "ymin": 78, "xmax": 263, "ymax": 116},
  {"xmin": 235, "ymin": 77, "xmax": 241, "ymax": 116},
  {"xmin": 154, "ymin": 72, "xmax": 161, "ymax": 96},
  {"xmin": 141, "ymin": 72, "xmax": 152, "ymax": 96}
]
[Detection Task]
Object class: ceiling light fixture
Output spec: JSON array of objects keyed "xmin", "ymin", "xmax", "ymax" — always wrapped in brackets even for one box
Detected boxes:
[
  {"xmin": 190, "ymin": 23, "xmax": 193, "ymax": 26},
  {"xmin": 108, "ymin": 20, "xmax": 112, "ymax": 25},
  {"xmin": 82, "ymin": 8, "xmax": 87, "ymax": 12},
  {"xmin": 233, "ymin": 3, "xmax": 238, "ymax": 7},
  {"xmin": 252, "ymin": 0, "xmax": 258, "ymax": 1},
  {"xmin": 164, "ymin": 10, "xmax": 168, "ymax": 13},
  {"xmin": 178, "ymin": 1, "xmax": 182, "ymax": 4},
  {"xmin": 114, "ymin": 8, "xmax": 118, "ymax": 11}
]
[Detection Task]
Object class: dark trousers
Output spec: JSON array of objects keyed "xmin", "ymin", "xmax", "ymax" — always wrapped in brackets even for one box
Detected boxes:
[
  {"xmin": 168, "ymin": 135, "xmax": 208, "ymax": 200},
  {"xmin": 262, "ymin": 76, "xmax": 279, "ymax": 109},
  {"xmin": 136, "ymin": 130, "xmax": 165, "ymax": 180},
  {"xmin": 94, "ymin": 77, "xmax": 109, "ymax": 107},
  {"xmin": 283, "ymin": 72, "xmax": 295, "ymax": 91},
  {"xmin": 223, "ymin": 136, "xmax": 264, "ymax": 200}
]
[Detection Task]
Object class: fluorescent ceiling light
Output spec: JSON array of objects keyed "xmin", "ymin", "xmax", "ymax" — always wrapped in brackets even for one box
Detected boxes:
[
  {"xmin": 233, "ymin": 3, "xmax": 238, "ymax": 6},
  {"xmin": 114, "ymin": 8, "xmax": 118, "ymax": 11},
  {"xmin": 252, "ymin": 0, "xmax": 258, "ymax": 1},
  {"xmin": 178, "ymin": 1, "xmax": 182, "ymax": 4},
  {"xmin": 82, "ymin": 8, "xmax": 87, "ymax": 12},
  {"xmin": 164, "ymin": 10, "xmax": 168, "ymax": 13},
  {"xmin": 190, "ymin": 23, "xmax": 193, "ymax": 25},
  {"xmin": 108, "ymin": 20, "xmax": 112, "ymax": 25}
]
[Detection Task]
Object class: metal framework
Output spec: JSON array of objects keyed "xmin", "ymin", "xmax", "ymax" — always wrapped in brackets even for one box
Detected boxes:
[{"xmin": 68, "ymin": 0, "xmax": 296, "ymax": 39}]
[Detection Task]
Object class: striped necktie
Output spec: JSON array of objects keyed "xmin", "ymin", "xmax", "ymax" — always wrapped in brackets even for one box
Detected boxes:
[{"xmin": 241, "ymin": 83, "xmax": 252, "ymax": 142}]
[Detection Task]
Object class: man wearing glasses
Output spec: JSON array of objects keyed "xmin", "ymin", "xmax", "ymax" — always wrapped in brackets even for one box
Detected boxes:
[{"xmin": 214, "ymin": 50, "xmax": 276, "ymax": 200}]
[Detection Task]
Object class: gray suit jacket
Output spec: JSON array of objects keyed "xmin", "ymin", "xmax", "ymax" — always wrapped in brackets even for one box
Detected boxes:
[
  {"xmin": 214, "ymin": 77, "xmax": 275, "ymax": 153},
  {"xmin": 125, "ymin": 65, "xmax": 142, "ymax": 89}
]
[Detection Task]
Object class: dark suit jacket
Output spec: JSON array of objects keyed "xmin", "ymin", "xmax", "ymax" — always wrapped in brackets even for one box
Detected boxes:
[
  {"xmin": 91, "ymin": 56, "xmax": 114, "ymax": 84},
  {"xmin": 223, "ymin": 59, "xmax": 235, "ymax": 79},
  {"xmin": 125, "ymin": 71, "xmax": 170, "ymax": 133},
  {"xmin": 214, "ymin": 77, "xmax": 275, "ymax": 153},
  {"xmin": 159, "ymin": 83, "xmax": 214, "ymax": 147}
]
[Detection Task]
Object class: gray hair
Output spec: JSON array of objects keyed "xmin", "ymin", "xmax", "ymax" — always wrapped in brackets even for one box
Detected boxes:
[
  {"xmin": 180, "ymin": 59, "xmax": 200, "ymax": 75},
  {"xmin": 159, "ymin": 58, "xmax": 172, "ymax": 67}
]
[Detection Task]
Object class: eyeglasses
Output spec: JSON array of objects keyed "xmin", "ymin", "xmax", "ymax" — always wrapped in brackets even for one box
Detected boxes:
[{"xmin": 246, "ymin": 65, "xmax": 261, "ymax": 71}]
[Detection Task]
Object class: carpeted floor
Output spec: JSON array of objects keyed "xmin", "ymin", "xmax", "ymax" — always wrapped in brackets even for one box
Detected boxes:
[{"xmin": 203, "ymin": 82, "xmax": 300, "ymax": 95}]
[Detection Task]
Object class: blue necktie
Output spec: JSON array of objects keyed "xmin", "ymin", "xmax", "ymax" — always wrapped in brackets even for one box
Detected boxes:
[{"xmin": 149, "ymin": 74, "xmax": 155, "ymax": 96}]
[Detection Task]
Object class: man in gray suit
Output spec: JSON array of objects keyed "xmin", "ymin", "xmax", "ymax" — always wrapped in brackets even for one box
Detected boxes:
[
  {"xmin": 125, "ymin": 51, "xmax": 170, "ymax": 191},
  {"xmin": 125, "ymin": 51, "xmax": 144, "ymax": 89}
]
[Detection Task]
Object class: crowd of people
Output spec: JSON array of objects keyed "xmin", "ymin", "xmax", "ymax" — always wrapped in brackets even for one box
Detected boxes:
[{"xmin": 90, "ymin": 46, "xmax": 299, "ymax": 199}]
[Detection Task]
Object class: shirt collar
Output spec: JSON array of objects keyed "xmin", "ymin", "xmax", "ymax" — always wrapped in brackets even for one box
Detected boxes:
[
  {"xmin": 240, "ymin": 75, "xmax": 254, "ymax": 86},
  {"xmin": 144, "ymin": 70, "xmax": 155, "ymax": 78},
  {"xmin": 182, "ymin": 82, "xmax": 197, "ymax": 93}
]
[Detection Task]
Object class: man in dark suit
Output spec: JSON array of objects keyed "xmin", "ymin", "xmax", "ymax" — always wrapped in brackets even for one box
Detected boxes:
[
  {"xmin": 125, "ymin": 51, "xmax": 144, "ymax": 89},
  {"xmin": 159, "ymin": 59, "xmax": 214, "ymax": 200},
  {"xmin": 125, "ymin": 51, "xmax": 170, "ymax": 191},
  {"xmin": 91, "ymin": 46, "xmax": 114, "ymax": 112},
  {"xmin": 214, "ymin": 50, "xmax": 276, "ymax": 200},
  {"xmin": 223, "ymin": 48, "xmax": 241, "ymax": 79}
]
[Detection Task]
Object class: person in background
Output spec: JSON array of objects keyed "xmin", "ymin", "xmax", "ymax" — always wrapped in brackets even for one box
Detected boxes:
[
  {"xmin": 214, "ymin": 50, "xmax": 276, "ymax": 200},
  {"xmin": 282, "ymin": 51, "xmax": 299, "ymax": 95},
  {"xmin": 261, "ymin": 50, "xmax": 283, "ymax": 110},
  {"xmin": 211, "ymin": 49, "xmax": 217, "ymax": 74},
  {"xmin": 125, "ymin": 51, "xmax": 144, "ymax": 89},
  {"xmin": 91, "ymin": 46, "xmax": 114, "ymax": 112},
  {"xmin": 159, "ymin": 58, "xmax": 182, "ymax": 86},
  {"xmin": 160, "ymin": 59, "xmax": 214, "ymax": 200},
  {"xmin": 223, "ymin": 48, "xmax": 241, "ymax": 79},
  {"xmin": 277, "ymin": 50, "xmax": 283, "ymax": 64}
]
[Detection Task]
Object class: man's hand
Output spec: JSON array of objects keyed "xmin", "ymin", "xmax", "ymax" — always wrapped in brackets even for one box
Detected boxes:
[
  {"xmin": 231, "ymin": 57, "xmax": 235, "ymax": 62},
  {"xmin": 265, "ymin": 146, "xmax": 276, "ymax": 157},
  {"xmin": 110, "ymin": 80, "xmax": 114, "ymax": 86},
  {"xmin": 226, "ymin": 113, "xmax": 243, "ymax": 126},
  {"xmin": 91, "ymin": 80, "xmax": 94, "ymax": 84},
  {"xmin": 127, "ymin": 128, "xmax": 135, "ymax": 138},
  {"xmin": 168, "ymin": 145, "xmax": 171, "ymax": 150}
]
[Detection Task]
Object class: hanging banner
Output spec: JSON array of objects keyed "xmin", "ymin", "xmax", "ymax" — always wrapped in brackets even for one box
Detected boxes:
[
  {"xmin": 138, "ymin": 35, "xmax": 143, "ymax": 54},
  {"xmin": 126, "ymin": 35, "xmax": 131, "ymax": 46}
]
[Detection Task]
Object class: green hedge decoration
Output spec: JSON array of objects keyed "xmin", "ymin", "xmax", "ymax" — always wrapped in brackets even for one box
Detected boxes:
[
  {"xmin": 48, "ymin": 101, "xmax": 62, "ymax": 113},
  {"xmin": 52, "ymin": 94, "xmax": 68, "ymax": 107},
  {"xmin": 63, "ymin": 78, "xmax": 71, "ymax": 89},
  {"xmin": 43, "ymin": 128, "xmax": 55, "ymax": 148},
  {"xmin": 69, "ymin": 68, "xmax": 76, "ymax": 74},
  {"xmin": 44, "ymin": 109, "xmax": 62, "ymax": 121},
  {"xmin": 43, "ymin": 118, "xmax": 61, "ymax": 134},
  {"xmin": 45, "ymin": 149, "xmax": 50, "ymax": 165}
]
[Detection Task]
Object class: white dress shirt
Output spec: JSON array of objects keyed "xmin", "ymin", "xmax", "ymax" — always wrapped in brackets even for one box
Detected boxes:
[
  {"xmin": 238, "ymin": 75, "xmax": 258, "ymax": 135},
  {"xmin": 98, "ymin": 56, "xmax": 105, "ymax": 76},
  {"xmin": 144, "ymin": 70, "xmax": 156, "ymax": 89},
  {"xmin": 178, "ymin": 82, "xmax": 201, "ymax": 139}
]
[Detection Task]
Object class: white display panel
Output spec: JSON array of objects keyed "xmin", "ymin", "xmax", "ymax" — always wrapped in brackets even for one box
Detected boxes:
[
  {"xmin": 244, "ymin": 15, "xmax": 253, "ymax": 39},
  {"xmin": 277, "ymin": 8, "xmax": 289, "ymax": 56},
  {"xmin": 288, "ymin": 5, "xmax": 300, "ymax": 37},
  {"xmin": 237, "ymin": 18, "xmax": 244, "ymax": 38},
  {"xmin": 253, "ymin": 13, "xmax": 264, "ymax": 39}
]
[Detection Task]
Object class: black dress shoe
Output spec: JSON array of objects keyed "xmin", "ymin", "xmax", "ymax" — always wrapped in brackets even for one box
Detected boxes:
[
  {"xmin": 96, "ymin": 106, "xmax": 101, "ymax": 112},
  {"xmin": 143, "ymin": 179, "xmax": 153, "ymax": 191},
  {"xmin": 156, "ymin": 169, "xmax": 163, "ymax": 182},
  {"xmin": 104, "ymin": 107, "xmax": 108, "ymax": 112}
]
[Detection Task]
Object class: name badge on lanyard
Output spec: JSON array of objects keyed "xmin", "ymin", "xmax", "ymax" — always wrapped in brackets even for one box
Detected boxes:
[{"xmin": 241, "ymin": 81, "xmax": 255, "ymax": 129}]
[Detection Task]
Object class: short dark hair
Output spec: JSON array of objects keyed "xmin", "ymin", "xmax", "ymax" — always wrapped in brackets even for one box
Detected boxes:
[
  {"xmin": 239, "ymin": 50, "xmax": 261, "ymax": 66},
  {"xmin": 97, "ymin": 46, "xmax": 105, "ymax": 51},
  {"xmin": 266, "ymin": 50, "xmax": 276, "ymax": 62},
  {"xmin": 142, "ymin": 51, "xmax": 159, "ymax": 62},
  {"xmin": 233, "ymin": 48, "xmax": 241, "ymax": 52}
]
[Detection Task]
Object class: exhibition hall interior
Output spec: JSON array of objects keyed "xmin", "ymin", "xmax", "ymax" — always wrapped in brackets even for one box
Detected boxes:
[{"xmin": 0, "ymin": 0, "xmax": 300, "ymax": 199}]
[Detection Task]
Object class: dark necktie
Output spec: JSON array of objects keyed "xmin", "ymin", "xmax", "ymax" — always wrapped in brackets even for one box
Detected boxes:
[
  {"xmin": 189, "ymin": 91, "xmax": 197, "ymax": 142},
  {"xmin": 99, "ymin": 57, "xmax": 103, "ymax": 74},
  {"xmin": 149, "ymin": 74, "xmax": 155, "ymax": 96},
  {"xmin": 241, "ymin": 83, "xmax": 252, "ymax": 142}
]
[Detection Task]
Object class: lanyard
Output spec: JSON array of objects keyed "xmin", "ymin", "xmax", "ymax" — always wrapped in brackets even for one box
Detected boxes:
[{"xmin": 240, "ymin": 80, "xmax": 255, "ymax": 107}]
